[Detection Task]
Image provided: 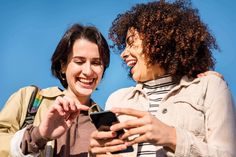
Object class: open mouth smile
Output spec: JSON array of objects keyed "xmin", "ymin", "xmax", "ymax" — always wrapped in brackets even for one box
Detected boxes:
[
  {"xmin": 126, "ymin": 60, "xmax": 137, "ymax": 67},
  {"xmin": 78, "ymin": 78, "xmax": 95, "ymax": 86}
]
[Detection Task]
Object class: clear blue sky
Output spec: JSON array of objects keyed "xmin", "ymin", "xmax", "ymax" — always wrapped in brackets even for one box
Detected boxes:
[{"xmin": 0, "ymin": 0, "xmax": 235, "ymax": 110}]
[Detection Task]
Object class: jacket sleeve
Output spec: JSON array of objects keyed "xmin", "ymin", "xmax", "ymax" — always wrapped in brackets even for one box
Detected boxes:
[
  {"xmin": 0, "ymin": 87, "xmax": 33, "ymax": 156},
  {"xmin": 10, "ymin": 124, "xmax": 48, "ymax": 157},
  {"xmin": 175, "ymin": 76, "xmax": 236, "ymax": 157},
  {"xmin": 10, "ymin": 127, "xmax": 40, "ymax": 157}
]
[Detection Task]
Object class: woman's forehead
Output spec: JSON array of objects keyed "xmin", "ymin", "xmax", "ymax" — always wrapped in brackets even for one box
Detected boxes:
[
  {"xmin": 126, "ymin": 28, "xmax": 141, "ymax": 40},
  {"xmin": 127, "ymin": 27, "xmax": 137, "ymax": 35}
]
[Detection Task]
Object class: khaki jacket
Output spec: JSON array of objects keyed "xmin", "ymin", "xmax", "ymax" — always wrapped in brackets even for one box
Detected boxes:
[
  {"xmin": 0, "ymin": 86, "xmax": 64, "ymax": 157},
  {"xmin": 105, "ymin": 75, "xmax": 236, "ymax": 157}
]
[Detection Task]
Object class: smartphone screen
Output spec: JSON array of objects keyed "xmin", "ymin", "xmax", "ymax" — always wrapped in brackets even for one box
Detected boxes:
[
  {"xmin": 89, "ymin": 110, "xmax": 125, "ymax": 137},
  {"xmin": 89, "ymin": 110, "xmax": 134, "ymax": 153}
]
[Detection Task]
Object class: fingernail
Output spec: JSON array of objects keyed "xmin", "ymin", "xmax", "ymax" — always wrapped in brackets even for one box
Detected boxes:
[
  {"xmin": 112, "ymin": 132, "xmax": 117, "ymax": 137},
  {"xmin": 110, "ymin": 126, "xmax": 114, "ymax": 130},
  {"xmin": 125, "ymin": 141, "xmax": 131, "ymax": 146}
]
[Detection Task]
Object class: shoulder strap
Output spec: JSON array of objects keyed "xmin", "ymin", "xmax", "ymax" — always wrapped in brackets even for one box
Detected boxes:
[{"xmin": 20, "ymin": 85, "xmax": 43, "ymax": 129}]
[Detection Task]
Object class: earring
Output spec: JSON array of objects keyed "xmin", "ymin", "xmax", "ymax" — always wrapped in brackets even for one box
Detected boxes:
[{"xmin": 59, "ymin": 72, "xmax": 66, "ymax": 81}]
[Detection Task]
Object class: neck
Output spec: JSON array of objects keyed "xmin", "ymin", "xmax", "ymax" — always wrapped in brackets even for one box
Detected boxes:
[
  {"xmin": 151, "ymin": 64, "xmax": 166, "ymax": 79},
  {"xmin": 138, "ymin": 65, "xmax": 166, "ymax": 83},
  {"xmin": 64, "ymin": 89, "xmax": 91, "ymax": 107}
]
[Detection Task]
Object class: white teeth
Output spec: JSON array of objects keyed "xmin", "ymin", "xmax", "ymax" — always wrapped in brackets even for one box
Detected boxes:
[
  {"xmin": 127, "ymin": 60, "xmax": 137, "ymax": 67},
  {"xmin": 79, "ymin": 78, "xmax": 94, "ymax": 84}
]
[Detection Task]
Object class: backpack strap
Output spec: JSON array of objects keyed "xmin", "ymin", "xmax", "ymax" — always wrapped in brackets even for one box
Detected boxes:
[{"xmin": 20, "ymin": 85, "xmax": 43, "ymax": 129}]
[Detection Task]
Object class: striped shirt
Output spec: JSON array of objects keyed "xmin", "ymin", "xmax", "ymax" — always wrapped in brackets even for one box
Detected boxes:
[{"xmin": 137, "ymin": 75, "xmax": 176, "ymax": 157}]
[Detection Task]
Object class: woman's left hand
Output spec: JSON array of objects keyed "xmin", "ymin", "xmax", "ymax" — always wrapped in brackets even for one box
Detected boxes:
[{"xmin": 110, "ymin": 107, "xmax": 176, "ymax": 151}]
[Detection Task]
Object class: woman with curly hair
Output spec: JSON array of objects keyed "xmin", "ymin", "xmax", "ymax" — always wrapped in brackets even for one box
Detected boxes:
[{"xmin": 89, "ymin": 0, "xmax": 236, "ymax": 156}]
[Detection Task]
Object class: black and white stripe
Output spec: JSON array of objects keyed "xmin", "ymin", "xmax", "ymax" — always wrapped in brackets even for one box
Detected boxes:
[{"xmin": 137, "ymin": 74, "xmax": 176, "ymax": 157}]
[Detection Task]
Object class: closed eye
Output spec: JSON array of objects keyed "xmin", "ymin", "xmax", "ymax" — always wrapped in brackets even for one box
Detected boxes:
[
  {"xmin": 126, "ymin": 35, "xmax": 134, "ymax": 46},
  {"xmin": 91, "ymin": 59, "xmax": 102, "ymax": 66}
]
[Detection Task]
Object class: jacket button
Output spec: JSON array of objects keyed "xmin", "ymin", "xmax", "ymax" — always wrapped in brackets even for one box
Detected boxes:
[{"xmin": 162, "ymin": 108, "xmax": 168, "ymax": 114}]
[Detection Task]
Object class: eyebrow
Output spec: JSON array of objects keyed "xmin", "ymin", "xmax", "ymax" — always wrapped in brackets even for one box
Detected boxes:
[{"xmin": 72, "ymin": 56, "xmax": 101, "ymax": 60}]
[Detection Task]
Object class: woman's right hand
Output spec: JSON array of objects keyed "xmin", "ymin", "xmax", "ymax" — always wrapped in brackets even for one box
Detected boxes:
[
  {"xmin": 38, "ymin": 96, "xmax": 89, "ymax": 140},
  {"xmin": 89, "ymin": 130, "xmax": 127, "ymax": 157}
]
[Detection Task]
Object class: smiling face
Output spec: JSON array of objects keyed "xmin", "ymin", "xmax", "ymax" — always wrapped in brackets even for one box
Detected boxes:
[
  {"xmin": 63, "ymin": 39, "xmax": 104, "ymax": 100},
  {"xmin": 121, "ymin": 28, "xmax": 165, "ymax": 82}
]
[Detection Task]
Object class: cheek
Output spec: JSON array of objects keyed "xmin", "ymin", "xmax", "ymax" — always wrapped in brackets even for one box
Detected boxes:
[
  {"xmin": 138, "ymin": 60, "xmax": 147, "ymax": 72},
  {"xmin": 136, "ymin": 46, "xmax": 143, "ymax": 55},
  {"xmin": 66, "ymin": 65, "xmax": 81, "ymax": 77},
  {"xmin": 94, "ymin": 67, "xmax": 104, "ymax": 79}
]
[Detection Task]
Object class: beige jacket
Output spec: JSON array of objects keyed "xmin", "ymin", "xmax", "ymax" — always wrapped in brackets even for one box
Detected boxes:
[
  {"xmin": 0, "ymin": 86, "xmax": 64, "ymax": 157},
  {"xmin": 105, "ymin": 75, "xmax": 236, "ymax": 157}
]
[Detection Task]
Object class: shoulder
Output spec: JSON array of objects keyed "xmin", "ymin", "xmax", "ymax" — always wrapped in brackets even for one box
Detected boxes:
[
  {"xmin": 13, "ymin": 85, "xmax": 64, "ymax": 99},
  {"xmin": 39, "ymin": 86, "xmax": 64, "ymax": 98},
  {"xmin": 185, "ymin": 74, "xmax": 230, "ymax": 99},
  {"xmin": 182, "ymin": 74, "xmax": 228, "ymax": 91},
  {"xmin": 108, "ymin": 87, "xmax": 135, "ymax": 100},
  {"xmin": 9, "ymin": 86, "xmax": 39, "ymax": 99},
  {"xmin": 177, "ymin": 75, "xmax": 231, "ymax": 105},
  {"xmin": 200, "ymin": 74, "xmax": 228, "ymax": 91},
  {"xmin": 105, "ymin": 87, "xmax": 135, "ymax": 110},
  {"xmin": 198, "ymin": 74, "xmax": 234, "ymax": 107}
]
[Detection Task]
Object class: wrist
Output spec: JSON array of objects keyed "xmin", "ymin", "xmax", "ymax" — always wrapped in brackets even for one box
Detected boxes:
[
  {"xmin": 38, "ymin": 125, "xmax": 51, "ymax": 141},
  {"xmin": 165, "ymin": 126, "xmax": 176, "ymax": 152},
  {"xmin": 32, "ymin": 126, "xmax": 50, "ymax": 149}
]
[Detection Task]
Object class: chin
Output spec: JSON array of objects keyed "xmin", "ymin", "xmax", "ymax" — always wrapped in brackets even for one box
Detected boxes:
[
  {"xmin": 129, "ymin": 71, "xmax": 137, "ymax": 81},
  {"xmin": 132, "ymin": 75, "xmax": 140, "ymax": 82},
  {"xmin": 76, "ymin": 88, "xmax": 94, "ymax": 97},
  {"xmin": 132, "ymin": 74, "xmax": 146, "ymax": 83}
]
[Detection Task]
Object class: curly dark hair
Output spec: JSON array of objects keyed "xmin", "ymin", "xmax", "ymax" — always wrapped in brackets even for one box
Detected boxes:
[
  {"xmin": 51, "ymin": 23, "xmax": 110, "ymax": 88},
  {"xmin": 109, "ymin": 0, "xmax": 219, "ymax": 81}
]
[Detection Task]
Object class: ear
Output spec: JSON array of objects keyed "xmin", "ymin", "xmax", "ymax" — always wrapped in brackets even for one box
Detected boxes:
[{"xmin": 60, "ymin": 61, "xmax": 67, "ymax": 74}]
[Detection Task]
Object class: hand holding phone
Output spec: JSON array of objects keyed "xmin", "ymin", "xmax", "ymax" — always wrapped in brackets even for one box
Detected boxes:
[
  {"xmin": 89, "ymin": 110, "xmax": 125, "ymax": 137},
  {"xmin": 89, "ymin": 110, "xmax": 134, "ymax": 153}
]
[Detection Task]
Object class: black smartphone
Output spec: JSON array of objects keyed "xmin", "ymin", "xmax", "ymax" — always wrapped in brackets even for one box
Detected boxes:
[
  {"xmin": 89, "ymin": 110, "xmax": 125, "ymax": 137},
  {"xmin": 89, "ymin": 110, "xmax": 134, "ymax": 153}
]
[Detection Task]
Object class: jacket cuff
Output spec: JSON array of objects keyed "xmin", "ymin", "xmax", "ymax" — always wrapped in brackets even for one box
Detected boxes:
[
  {"xmin": 10, "ymin": 127, "xmax": 40, "ymax": 157},
  {"xmin": 174, "ymin": 127, "xmax": 191, "ymax": 157},
  {"xmin": 31, "ymin": 126, "xmax": 49, "ymax": 149},
  {"xmin": 21, "ymin": 125, "xmax": 48, "ymax": 154}
]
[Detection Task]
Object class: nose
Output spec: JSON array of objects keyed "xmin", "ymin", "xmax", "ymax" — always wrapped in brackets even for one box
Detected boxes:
[
  {"xmin": 82, "ymin": 62, "xmax": 93, "ymax": 76},
  {"xmin": 120, "ymin": 47, "xmax": 130, "ymax": 60}
]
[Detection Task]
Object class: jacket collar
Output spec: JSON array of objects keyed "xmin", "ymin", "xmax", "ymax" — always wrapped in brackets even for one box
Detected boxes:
[
  {"xmin": 162, "ymin": 76, "xmax": 200, "ymax": 101},
  {"xmin": 126, "ymin": 83, "xmax": 147, "ymax": 100},
  {"xmin": 39, "ymin": 86, "xmax": 64, "ymax": 98},
  {"xmin": 127, "ymin": 76, "xmax": 201, "ymax": 100}
]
